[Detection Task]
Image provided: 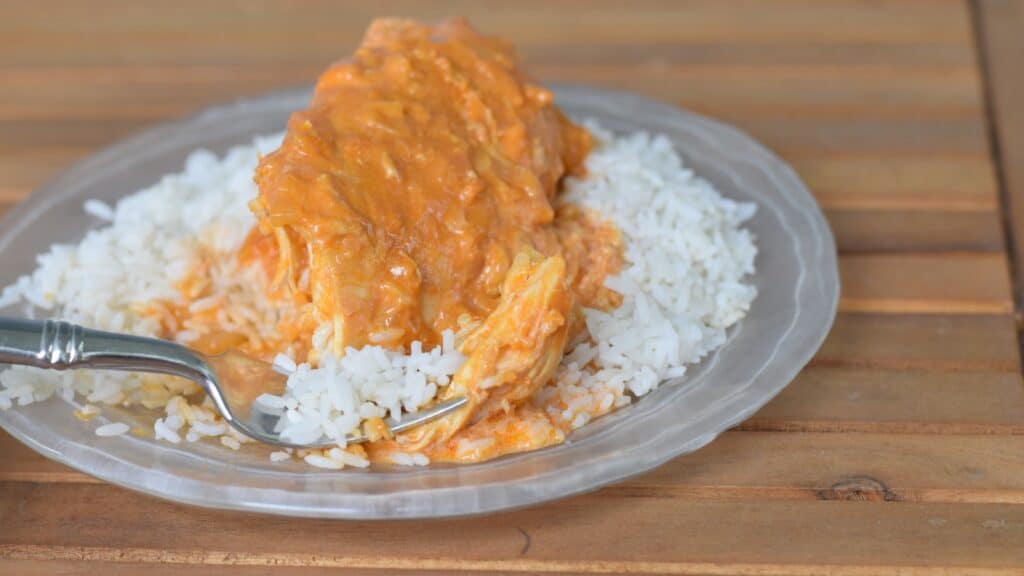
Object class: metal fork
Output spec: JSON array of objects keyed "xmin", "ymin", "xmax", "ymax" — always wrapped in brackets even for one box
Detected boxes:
[{"xmin": 0, "ymin": 317, "xmax": 466, "ymax": 448}]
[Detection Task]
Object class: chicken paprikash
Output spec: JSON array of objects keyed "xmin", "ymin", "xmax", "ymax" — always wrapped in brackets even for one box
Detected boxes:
[
  {"xmin": 0, "ymin": 12, "xmax": 760, "ymax": 473},
  {"xmin": 176, "ymin": 18, "xmax": 623, "ymax": 462}
]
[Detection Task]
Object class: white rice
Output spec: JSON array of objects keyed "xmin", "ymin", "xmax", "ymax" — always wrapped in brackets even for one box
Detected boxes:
[
  {"xmin": 537, "ymin": 122, "xmax": 758, "ymax": 426},
  {"xmin": 387, "ymin": 451, "xmax": 432, "ymax": 467},
  {"xmin": 0, "ymin": 135, "xmax": 281, "ymax": 332},
  {"xmin": 264, "ymin": 329, "xmax": 464, "ymax": 446},
  {"xmin": 0, "ymin": 120, "xmax": 757, "ymax": 465},
  {"xmin": 220, "ymin": 436, "xmax": 241, "ymax": 450},
  {"xmin": 269, "ymin": 450, "xmax": 291, "ymax": 462},
  {"xmin": 304, "ymin": 454, "xmax": 343, "ymax": 470},
  {"xmin": 94, "ymin": 422, "xmax": 130, "ymax": 437},
  {"xmin": 153, "ymin": 417, "xmax": 182, "ymax": 443},
  {"xmin": 327, "ymin": 446, "xmax": 370, "ymax": 468}
]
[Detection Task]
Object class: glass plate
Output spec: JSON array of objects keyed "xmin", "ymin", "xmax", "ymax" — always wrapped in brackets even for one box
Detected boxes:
[{"xmin": 0, "ymin": 85, "xmax": 838, "ymax": 519}]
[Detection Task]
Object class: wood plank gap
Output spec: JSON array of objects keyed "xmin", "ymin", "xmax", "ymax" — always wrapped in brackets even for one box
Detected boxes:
[
  {"xmin": 973, "ymin": 0, "xmax": 1024, "ymax": 329},
  {"xmin": 2, "ymin": 544, "xmax": 1023, "ymax": 576},
  {"xmin": 838, "ymin": 299, "xmax": 1011, "ymax": 315},
  {"xmin": 806, "ymin": 357, "xmax": 1019, "ymax": 372},
  {"xmin": 735, "ymin": 419, "xmax": 1024, "ymax": 435}
]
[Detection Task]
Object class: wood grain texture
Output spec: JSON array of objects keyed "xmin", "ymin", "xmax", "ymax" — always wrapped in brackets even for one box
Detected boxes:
[
  {"xmin": 0, "ymin": 1, "xmax": 976, "ymax": 66},
  {"xmin": 0, "ymin": 116, "xmax": 992, "ymax": 156},
  {"xmin": 977, "ymin": 0, "xmax": 1024, "ymax": 306},
  {"xmin": 5, "ymin": 366, "xmax": 1024, "ymax": 483},
  {"xmin": 838, "ymin": 253, "xmax": 1011, "ymax": 314},
  {"xmin": 825, "ymin": 208, "xmax": 1003, "ymax": 253},
  {"xmin": 789, "ymin": 152, "xmax": 998, "ymax": 212},
  {"xmin": 3, "ymin": 483, "xmax": 1024, "ymax": 571},
  {"xmin": 0, "ymin": 64, "xmax": 985, "ymax": 121},
  {"xmin": 2, "ymin": 561, "xmax": 1021, "ymax": 576},
  {"xmin": 813, "ymin": 313, "xmax": 1019, "ymax": 372},
  {"xmin": 7, "ymin": 431, "xmax": 1024, "ymax": 504},
  {"xmin": 1, "ymin": 0, "xmax": 1022, "ymax": 573},
  {"xmin": 1, "ymin": 562, "xmax": 596, "ymax": 576},
  {"xmin": 745, "ymin": 367, "xmax": 1024, "ymax": 433}
]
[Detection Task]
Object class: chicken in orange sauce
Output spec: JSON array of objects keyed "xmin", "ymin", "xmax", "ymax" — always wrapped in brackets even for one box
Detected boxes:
[{"xmin": 176, "ymin": 18, "xmax": 623, "ymax": 462}]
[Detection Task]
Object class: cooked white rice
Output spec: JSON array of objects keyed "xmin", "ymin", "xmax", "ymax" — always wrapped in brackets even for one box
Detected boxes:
[
  {"xmin": 0, "ymin": 120, "xmax": 756, "ymax": 467},
  {"xmin": 536, "ymin": 122, "xmax": 757, "ymax": 428},
  {"xmin": 94, "ymin": 422, "xmax": 130, "ymax": 437},
  {"xmin": 265, "ymin": 333, "xmax": 464, "ymax": 446}
]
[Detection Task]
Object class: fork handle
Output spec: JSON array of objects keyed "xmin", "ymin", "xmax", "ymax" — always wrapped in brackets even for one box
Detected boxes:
[{"xmin": 0, "ymin": 317, "xmax": 209, "ymax": 382}]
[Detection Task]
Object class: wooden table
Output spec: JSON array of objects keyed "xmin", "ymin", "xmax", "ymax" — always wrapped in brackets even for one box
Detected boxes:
[{"xmin": 2, "ymin": 1, "xmax": 1023, "ymax": 573}]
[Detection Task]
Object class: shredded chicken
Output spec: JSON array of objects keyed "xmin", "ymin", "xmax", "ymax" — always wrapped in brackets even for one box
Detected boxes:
[
  {"xmin": 371, "ymin": 248, "xmax": 572, "ymax": 457},
  {"xmin": 174, "ymin": 18, "xmax": 623, "ymax": 462}
]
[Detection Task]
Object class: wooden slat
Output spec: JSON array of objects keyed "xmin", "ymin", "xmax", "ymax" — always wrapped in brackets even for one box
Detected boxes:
[
  {"xmin": 0, "ymin": 148, "xmax": 88, "ymax": 197},
  {"xmin": 0, "ymin": 118, "xmax": 153, "ymax": 154},
  {"xmin": 0, "ymin": 1, "xmax": 975, "ymax": 68},
  {"xmin": 744, "ymin": 367, "xmax": 1024, "ymax": 434},
  {"xmin": 620, "ymin": 432, "xmax": 1024, "ymax": 503},
  {"xmin": 0, "ymin": 117, "xmax": 992, "ymax": 158},
  {"xmin": 519, "ymin": 42, "xmax": 977, "ymax": 69},
  {"xmin": 0, "ymin": 66, "xmax": 322, "ymax": 121},
  {"xmin": 8, "ymin": 430, "xmax": 1024, "ymax": 504},
  {"xmin": 0, "ymin": 562, "xmax": 527, "ymax": 576},
  {"xmin": 0, "ymin": 558, "xmax": 1019, "ymax": 576},
  {"xmin": 813, "ymin": 313, "xmax": 1019, "ymax": 372},
  {"xmin": 0, "ymin": 432, "xmax": 95, "ymax": 484},
  {"xmin": 747, "ymin": 117, "xmax": 989, "ymax": 155},
  {"xmin": 826, "ymin": 208, "xmax": 1003, "ymax": 252},
  {"xmin": 976, "ymin": 0, "xmax": 1024, "ymax": 307},
  {"xmin": 0, "ymin": 563, "xmax": 625, "ymax": 576},
  {"xmin": 538, "ymin": 65, "xmax": 982, "ymax": 120},
  {"xmin": 2, "ymin": 483, "xmax": 1024, "ymax": 572},
  {"xmin": 789, "ymin": 152, "xmax": 998, "ymax": 212},
  {"xmin": 838, "ymin": 253, "xmax": 1011, "ymax": 314},
  {"xmin": 0, "ymin": 562, "xmax": 334, "ymax": 576},
  {"xmin": 6, "ymin": 364, "xmax": 1024, "ymax": 484},
  {"xmin": 0, "ymin": 64, "xmax": 984, "ymax": 121}
]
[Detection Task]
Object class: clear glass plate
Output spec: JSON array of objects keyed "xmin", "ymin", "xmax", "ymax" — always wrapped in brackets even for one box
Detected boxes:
[{"xmin": 0, "ymin": 85, "xmax": 838, "ymax": 519}]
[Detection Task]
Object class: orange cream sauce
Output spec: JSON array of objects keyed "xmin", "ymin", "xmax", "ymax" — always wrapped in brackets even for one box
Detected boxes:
[
  {"xmin": 173, "ymin": 18, "xmax": 623, "ymax": 463},
  {"xmin": 248, "ymin": 18, "xmax": 597, "ymax": 353}
]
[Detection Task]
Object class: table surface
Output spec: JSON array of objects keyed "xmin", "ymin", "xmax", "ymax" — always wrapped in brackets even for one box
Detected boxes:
[{"xmin": 3, "ymin": 0, "xmax": 1024, "ymax": 573}]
